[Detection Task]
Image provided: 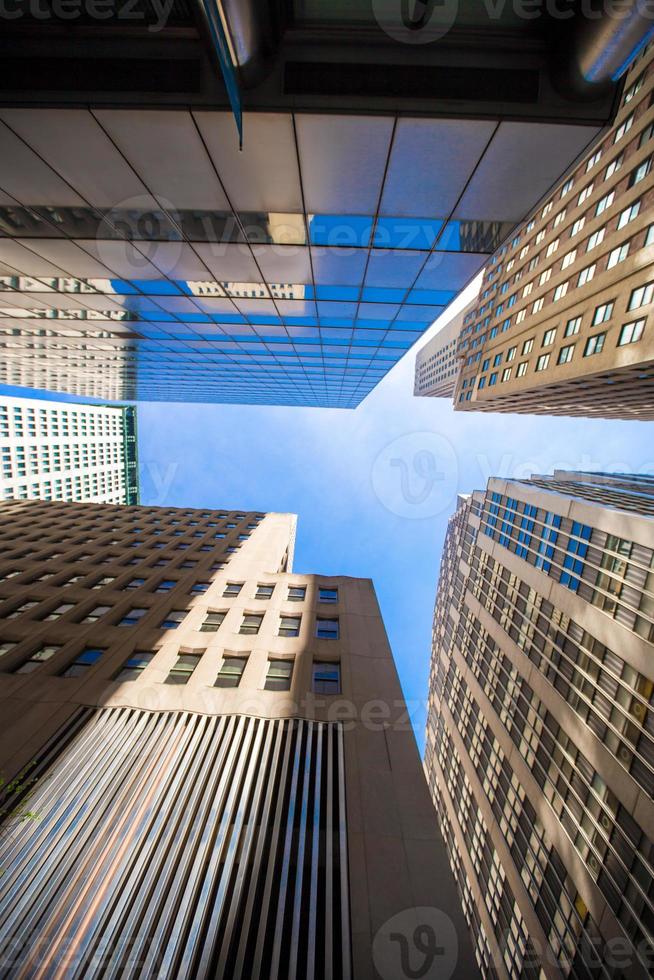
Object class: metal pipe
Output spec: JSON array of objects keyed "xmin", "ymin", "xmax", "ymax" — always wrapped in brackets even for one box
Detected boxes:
[{"xmin": 552, "ymin": 0, "xmax": 654, "ymax": 100}]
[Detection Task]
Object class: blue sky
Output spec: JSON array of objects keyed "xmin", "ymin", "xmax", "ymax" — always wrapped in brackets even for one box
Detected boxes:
[
  {"xmin": 3, "ymin": 280, "xmax": 654, "ymax": 750},
  {"xmin": 134, "ymin": 279, "xmax": 654, "ymax": 748}
]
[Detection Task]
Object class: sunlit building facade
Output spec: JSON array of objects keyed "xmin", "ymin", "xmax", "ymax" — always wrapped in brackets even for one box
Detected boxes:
[
  {"xmin": 0, "ymin": 395, "xmax": 138, "ymax": 504},
  {"xmin": 426, "ymin": 471, "xmax": 654, "ymax": 978},
  {"xmin": 0, "ymin": 499, "xmax": 477, "ymax": 978},
  {"xmin": 454, "ymin": 45, "xmax": 654, "ymax": 420},
  {"xmin": 414, "ymin": 297, "xmax": 478, "ymax": 398}
]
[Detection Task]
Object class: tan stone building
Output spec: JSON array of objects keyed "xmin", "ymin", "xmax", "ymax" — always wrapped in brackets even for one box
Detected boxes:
[
  {"xmin": 454, "ymin": 44, "xmax": 654, "ymax": 420},
  {"xmin": 0, "ymin": 498, "xmax": 477, "ymax": 979},
  {"xmin": 426, "ymin": 471, "xmax": 654, "ymax": 979},
  {"xmin": 414, "ymin": 297, "xmax": 479, "ymax": 399}
]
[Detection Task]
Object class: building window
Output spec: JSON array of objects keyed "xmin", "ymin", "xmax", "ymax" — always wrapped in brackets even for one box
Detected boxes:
[
  {"xmin": 586, "ymin": 148, "xmax": 602, "ymax": 171},
  {"xmin": 553, "ymin": 282, "xmax": 568, "ymax": 301},
  {"xmin": 155, "ymin": 580, "xmax": 177, "ymax": 593},
  {"xmin": 126, "ymin": 578, "xmax": 146, "ymax": 589},
  {"xmin": 214, "ymin": 655, "xmax": 247, "ymax": 688},
  {"xmin": 605, "ymin": 155, "xmax": 623, "ymax": 178},
  {"xmin": 42, "ymin": 603, "xmax": 74, "ymax": 621},
  {"xmin": 577, "ymin": 264, "xmax": 596, "ymax": 286},
  {"xmin": 607, "ymin": 243, "xmax": 629, "ymax": 269},
  {"xmin": 279, "ymin": 615, "xmax": 301, "ymax": 637},
  {"xmin": 118, "ymin": 607, "xmax": 147, "ymax": 627},
  {"xmin": 558, "ymin": 344, "xmax": 575, "ymax": 364},
  {"xmin": 561, "ymin": 176, "xmax": 574, "ymax": 196},
  {"xmin": 584, "ymin": 333, "xmax": 606, "ymax": 356},
  {"xmin": 319, "ymin": 587, "xmax": 339, "ymax": 604},
  {"xmin": 161, "ymin": 610, "xmax": 186, "ymax": 629},
  {"xmin": 0, "ymin": 642, "xmax": 17, "ymax": 658},
  {"xmin": 623, "ymin": 74, "xmax": 643, "ymax": 103},
  {"xmin": 628, "ymin": 281, "xmax": 654, "ymax": 311},
  {"xmin": 595, "ymin": 193, "xmax": 613, "ymax": 216},
  {"xmin": 190, "ymin": 582, "xmax": 210, "ymax": 594},
  {"xmin": 255, "ymin": 584, "xmax": 274, "ymax": 600},
  {"xmin": 542, "ymin": 328, "xmax": 557, "ymax": 347},
  {"xmin": 535, "ymin": 354, "xmax": 550, "ymax": 371},
  {"xmin": 516, "ymin": 361, "xmax": 528, "ymax": 378},
  {"xmin": 312, "ymin": 661, "xmax": 341, "ymax": 695},
  {"xmin": 239, "ymin": 613, "xmax": 263, "ymax": 635},
  {"xmin": 223, "ymin": 582, "xmax": 243, "ymax": 597},
  {"xmin": 165, "ymin": 653, "xmax": 201, "ymax": 685},
  {"xmin": 506, "ymin": 346, "xmax": 517, "ymax": 361},
  {"xmin": 264, "ymin": 659, "xmax": 294, "ymax": 691},
  {"xmin": 571, "ymin": 217, "xmax": 585, "ymax": 236},
  {"xmin": 522, "ymin": 339, "xmax": 534, "ymax": 354},
  {"xmin": 592, "ymin": 302, "xmax": 614, "ymax": 326},
  {"xmin": 114, "ymin": 651, "xmax": 154, "ymax": 681},
  {"xmin": 617, "ymin": 201, "xmax": 641, "ymax": 229},
  {"xmin": 618, "ymin": 318, "xmax": 646, "ymax": 346},
  {"xmin": 577, "ymin": 183, "xmax": 593, "ymax": 205},
  {"xmin": 614, "ymin": 113, "xmax": 634, "ymax": 142},
  {"xmin": 60, "ymin": 648, "xmax": 104, "ymax": 678},
  {"xmin": 15, "ymin": 644, "xmax": 61, "ymax": 674},
  {"xmin": 629, "ymin": 157, "xmax": 651, "ymax": 187},
  {"xmin": 565, "ymin": 316, "xmax": 581, "ymax": 337},
  {"xmin": 561, "ymin": 249, "xmax": 576, "ymax": 269},
  {"xmin": 287, "ymin": 586, "xmax": 306, "ymax": 602},
  {"xmin": 501, "ymin": 367, "xmax": 512, "ymax": 382},
  {"xmin": 82, "ymin": 605, "xmax": 111, "ymax": 624},
  {"xmin": 5, "ymin": 600, "xmax": 39, "ymax": 620},
  {"xmin": 200, "ymin": 611, "xmax": 226, "ymax": 632},
  {"xmin": 587, "ymin": 228, "xmax": 605, "ymax": 251},
  {"xmin": 316, "ymin": 617, "xmax": 339, "ymax": 640}
]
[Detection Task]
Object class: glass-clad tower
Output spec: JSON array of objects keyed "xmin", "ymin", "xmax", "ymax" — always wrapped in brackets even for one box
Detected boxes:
[
  {"xmin": 426, "ymin": 471, "xmax": 654, "ymax": 978},
  {"xmin": 0, "ymin": 2, "xmax": 633, "ymax": 407}
]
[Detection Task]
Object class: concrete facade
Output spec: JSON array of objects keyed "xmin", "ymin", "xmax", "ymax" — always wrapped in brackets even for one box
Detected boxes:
[
  {"xmin": 0, "ymin": 395, "xmax": 138, "ymax": 504},
  {"xmin": 426, "ymin": 471, "xmax": 654, "ymax": 979},
  {"xmin": 414, "ymin": 298, "xmax": 478, "ymax": 399},
  {"xmin": 0, "ymin": 498, "xmax": 477, "ymax": 979},
  {"xmin": 454, "ymin": 44, "xmax": 654, "ymax": 420}
]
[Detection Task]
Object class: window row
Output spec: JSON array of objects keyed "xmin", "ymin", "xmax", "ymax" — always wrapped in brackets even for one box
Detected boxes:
[{"xmin": 0, "ymin": 642, "xmax": 342, "ymax": 694}]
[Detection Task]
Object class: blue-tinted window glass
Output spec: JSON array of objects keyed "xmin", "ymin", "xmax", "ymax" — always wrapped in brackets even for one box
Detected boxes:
[
  {"xmin": 131, "ymin": 280, "xmax": 183, "ymax": 295},
  {"xmin": 372, "ymin": 217, "xmax": 442, "ymax": 250},
  {"xmin": 309, "ymin": 215, "xmax": 373, "ymax": 247}
]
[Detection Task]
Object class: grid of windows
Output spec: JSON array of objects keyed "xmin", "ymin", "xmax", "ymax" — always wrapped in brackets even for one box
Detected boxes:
[
  {"xmin": 451, "ymin": 46, "xmax": 654, "ymax": 420},
  {"xmin": 428, "ymin": 472, "xmax": 654, "ymax": 978}
]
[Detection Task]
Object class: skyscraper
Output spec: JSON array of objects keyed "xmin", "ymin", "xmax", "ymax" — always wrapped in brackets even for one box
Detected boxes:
[
  {"xmin": 414, "ymin": 297, "xmax": 478, "ymax": 399},
  {"xmin": 426, "ymin": 471, "xmax": 654, "ymax": 978},
  {"xmin": 0, "ymin": 6, "xmax": 631, "ymax": 407},
  {"xmin": 0, "ymin": 395, "xmax": 138, "ymax": 504},
  {"xmin": 0, "ymin": 498, "xmax": 477, "ymax": 978},
  {"xmin": 452, "ymin": 44, "xmax": 654, "ymax": 421}
]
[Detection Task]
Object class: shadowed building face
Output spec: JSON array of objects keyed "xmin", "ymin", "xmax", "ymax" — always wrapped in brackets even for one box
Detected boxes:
[
  {"xmin": 426, "ymin": 471, "xmax": 654, "ymax": 978},
  {"xmin": 0, "ymin": 498, "xmax": 478, "ymax": 979}
]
